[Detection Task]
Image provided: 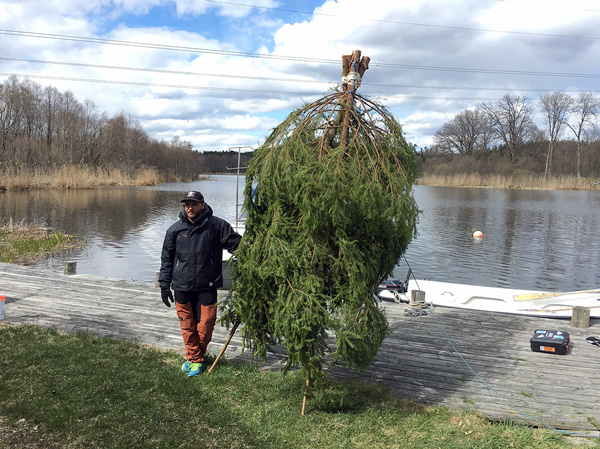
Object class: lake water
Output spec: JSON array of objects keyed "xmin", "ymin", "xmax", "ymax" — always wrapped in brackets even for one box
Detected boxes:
[{"xmin": 1, "ymin": 175, "xmax": 599, "ymax": 292}]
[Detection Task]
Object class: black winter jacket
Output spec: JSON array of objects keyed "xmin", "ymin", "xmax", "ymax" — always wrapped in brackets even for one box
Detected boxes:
[{"xmin": 159, "ymin": 204, "xmax": 242, "ymax": 291}]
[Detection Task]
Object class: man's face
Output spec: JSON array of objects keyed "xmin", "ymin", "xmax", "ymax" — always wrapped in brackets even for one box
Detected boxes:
[{"xmin": 183, "ymin": 200, "xmax": 204, "ymax": 221}]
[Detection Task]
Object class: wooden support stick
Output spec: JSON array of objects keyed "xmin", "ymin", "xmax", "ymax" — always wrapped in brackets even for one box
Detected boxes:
[
  {"xmin": 341, "ymin": 54, "xmax": 351, "ymax": 77},
  {"xmin": 301, "ymin": 378, "xmax": 309, "ymax": 416},
  {"xmin": 358, "ymin": 56, "xmax": 370, "ymax": 77},
  {"xmin": 341, "ymin": 54, "xmax": 351, "ymax": 92},
  {"xmin": 208, "ymin": 320, "xmax": 239, "ymax": 374},
  {"xmin": 340, "ymin": 94, "xmax": 352, "ymax": 147}
]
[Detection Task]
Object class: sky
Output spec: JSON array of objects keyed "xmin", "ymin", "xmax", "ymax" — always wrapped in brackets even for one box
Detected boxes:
[{"xmin": 1, "ymin": 0, "xmax": 599, "ymax": 152}]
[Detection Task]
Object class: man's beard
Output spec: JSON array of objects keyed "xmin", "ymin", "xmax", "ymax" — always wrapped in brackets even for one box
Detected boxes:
[{"xmin": 187, "ymin": 210, "xmax": 201, "ymax": 221}]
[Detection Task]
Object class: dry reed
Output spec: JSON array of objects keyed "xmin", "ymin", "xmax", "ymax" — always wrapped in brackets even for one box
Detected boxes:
[
  {"xmin": 0, "ymin": 166, "xmax": 162, "ymax": 190},
  {"xmin": 419, "ymin": 173, "xmax": 599, "ymax": 191},
  {"xmin": 0, "ymin": 218, "xmax": 50, "ymax": 237}
]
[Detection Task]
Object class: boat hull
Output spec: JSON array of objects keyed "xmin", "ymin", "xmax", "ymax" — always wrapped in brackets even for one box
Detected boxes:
[{"xmin": 377, "ymin": 279, "xmax": 600, "ymax": 318}]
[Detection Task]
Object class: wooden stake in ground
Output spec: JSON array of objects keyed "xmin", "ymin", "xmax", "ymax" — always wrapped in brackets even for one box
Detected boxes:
[
  {"xmin": 301, "ymin": 378, "xmax": 309, "ymax": 416},
  {"xmin": 208, "ymin": 320, "xmax": 239, "ymax": 374}
]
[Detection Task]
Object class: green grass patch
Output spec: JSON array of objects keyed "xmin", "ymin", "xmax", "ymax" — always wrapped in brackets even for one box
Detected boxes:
[
  {"xmin": 0, "ymin": 222, "xmax": 78, "ymax": 264},
  {"xmin": 0, "ymin": 326, "xmax": 588, "ymax": 448}
]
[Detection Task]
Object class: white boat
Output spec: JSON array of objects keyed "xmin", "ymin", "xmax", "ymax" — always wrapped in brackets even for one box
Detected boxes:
[{"xmin": 377, "ymin": 279, "xmax": 600, "ymax": 318}]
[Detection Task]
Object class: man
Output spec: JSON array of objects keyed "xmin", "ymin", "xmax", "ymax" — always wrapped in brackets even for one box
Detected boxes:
[{"xmin": 159, "ymin": 190, "xmax": 242, "ymax": 376}]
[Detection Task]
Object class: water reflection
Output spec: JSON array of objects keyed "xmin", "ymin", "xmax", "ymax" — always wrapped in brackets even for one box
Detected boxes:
[
  {"xmin": 1, "ymin": 179, "xmax": 599, "ymax": 291},
  {"xmin": 0, "ymin": 175, "xmax": 243, "ymax": 282},
  {"xmin": 401, "ymin": 186, "xmax": 600, "ymax": 291}
]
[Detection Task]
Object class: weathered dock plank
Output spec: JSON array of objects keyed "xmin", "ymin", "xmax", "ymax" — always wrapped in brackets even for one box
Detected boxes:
[{"xmin": 1, "ymin": 262, "xmax": 599, "ymax": 433}]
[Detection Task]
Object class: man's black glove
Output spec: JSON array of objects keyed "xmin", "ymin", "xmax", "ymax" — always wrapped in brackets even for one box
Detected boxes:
[{"xmin": 161, "ymin": 287, "xmax": 174, "ymax": 307}]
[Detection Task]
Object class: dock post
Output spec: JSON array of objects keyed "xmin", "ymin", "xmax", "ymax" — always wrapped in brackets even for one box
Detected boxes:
[
  {"xmin": 64, "ymin": 261, "xmax": 76, "ymax": 275},
  {"xmin": 571, "ymin": 307, "xmax": 590, "ymax": 328},
  {"xmin": 410, "ymin": 290, "xmax": 426, "ymax": 309}
]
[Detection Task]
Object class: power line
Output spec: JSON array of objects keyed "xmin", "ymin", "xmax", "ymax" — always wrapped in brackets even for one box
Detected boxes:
[
  {"xmin": 0, "ymin": 57, "xmax": 334, "ymax": 86},
  {"xmin": 1, "ymin": 30, "xmax": 599, "ymax": 79},
  {"xmin": 205, "ymin": 0, "xmax": 332, "ymax": 17},
  {"xmin": 204, "ymin": 0, "xmax": 600, "ymax": 40},
  {"xmin": 497, "ymin": 0, "xmax": 600, "ymax": 14},
  {"xmin": 2, "ymin": 57, "xmax": 598, "ymax": 93},
  {"xmin": 376, "ymin": 63, "xmax": 600, "ymax": 79},
  {"xmin": 0, "ymin": 72, "xmax": 326, "ymax": 96},
  {"xmin": 0, "ymin": 29, "xmax": 335, "ymax": 64},
  {"xmin": 1, "ymin": 72, "xmax": 510, "ymax": 102}
]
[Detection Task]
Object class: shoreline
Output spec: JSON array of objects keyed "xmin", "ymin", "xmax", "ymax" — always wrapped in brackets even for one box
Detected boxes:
[
  {"xmin": 0, "ymin": 166, "xmax": 208, "ymax": 191},
  {"xmin": 416, "ymin": 173, "xmax": 600, "ymax": 191},
  {"xmin": 1, "ymin": 165, "xmax": 599, "ymax": 192}
]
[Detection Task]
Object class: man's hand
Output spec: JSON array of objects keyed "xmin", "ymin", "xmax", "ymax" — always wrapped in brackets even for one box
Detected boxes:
[{"xmin": 161, "ymin": 288, "xmax": 174, "ymax": 307}]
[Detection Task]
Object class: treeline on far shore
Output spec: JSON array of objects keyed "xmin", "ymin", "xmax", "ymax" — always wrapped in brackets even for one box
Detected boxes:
[
  {"xmin": 418, "ymin": 92, "xmax": 600, "ymax": 189},
  {"xmin": 3, "ymin": 75, "xmax": 599, "ymax": 191},
  {"xmin": 0, "ymin": 75, "xmax": 253, "ymax": 189}
]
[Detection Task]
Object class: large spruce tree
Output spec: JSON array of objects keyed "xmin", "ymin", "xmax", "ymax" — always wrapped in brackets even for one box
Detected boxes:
[{"xmin": 221, "ymin": 52, "xmax": 419, "ymax": 412}]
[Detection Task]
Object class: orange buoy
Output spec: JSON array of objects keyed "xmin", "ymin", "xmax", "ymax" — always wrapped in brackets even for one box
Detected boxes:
[{"xmin": 472, "ymin": 230, "xmax": 483, "ymax": 239}]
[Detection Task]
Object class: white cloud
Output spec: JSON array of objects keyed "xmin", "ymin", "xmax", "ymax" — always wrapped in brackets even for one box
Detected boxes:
[
  {"xmin": 114, "ymin": 0, "xmax": 165, "ymax": 15},
  {"xmin": 174, "ymin": 0, "xmax": 279, "ymax": 19},
  {"xmin": 1, "ymin": 0, "xmax": 599, "ymax": 151}
]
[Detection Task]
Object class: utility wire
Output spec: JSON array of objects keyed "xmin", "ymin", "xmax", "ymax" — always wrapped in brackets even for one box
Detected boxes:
[
  {"xmin": 0, "ymin": 57, "xmax": 333, "ymax": 86},
  {"xmin": 0, "ymin": 72, "xmax": 505, "ymax": 101},
  {"xmin": 3, "ymin": 57, "xmax": 597, "ymax": 93},
  {"xmin": 0, "ymin": 72, "xmax": 325, "ymax": 96},
  {"xmin": 0, "ymin": 29, "xmax": 334, "ymax": 64},
  {"xmin": 204, "ymin": 0, "xmax": 600, "ymax": 40},
  {"xmin": 1, "ymin": 30, "xmax": 599, "ymax": 79},
  {"xmin": 497, "ymin": 0, "xmax": 600, "ymax": 14},
  {"xmin": 1, "ymin": 72, "xmax": 513, "ymax": 101}
]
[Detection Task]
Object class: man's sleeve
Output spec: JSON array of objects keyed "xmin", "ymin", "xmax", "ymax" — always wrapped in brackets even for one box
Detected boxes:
[
  {"xmin": 220, "ymin": 221, "xmax": 242, "ymax": 253},
  {"xmin": 158, "ymin": 228, "xmax": 175, "ymax": 289}
]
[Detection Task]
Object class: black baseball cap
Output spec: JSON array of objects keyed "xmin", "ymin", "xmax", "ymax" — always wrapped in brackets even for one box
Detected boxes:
[{"xmin": 180, "ymin": 191, "xmax": 204, "ymax": 203}]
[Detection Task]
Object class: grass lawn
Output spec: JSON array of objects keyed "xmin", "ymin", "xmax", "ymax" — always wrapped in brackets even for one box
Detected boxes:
[{"xmin": 0, "ymin": 325, "xmax": 593, "ymax": 449}]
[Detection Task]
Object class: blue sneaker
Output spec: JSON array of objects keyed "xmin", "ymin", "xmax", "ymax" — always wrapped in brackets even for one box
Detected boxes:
[
  {"xmin": 181, "ymin": 361, "xmax": 191, "ymax": 373},
  {"xmin": 187, "ymin": 362, "xmax": 205, "ymax": 377}
]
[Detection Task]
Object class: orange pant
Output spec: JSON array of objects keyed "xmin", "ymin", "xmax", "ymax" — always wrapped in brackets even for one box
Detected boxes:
[{"xmin": 175, "ymin": 301, "xmax": 217, "ymax": 363}]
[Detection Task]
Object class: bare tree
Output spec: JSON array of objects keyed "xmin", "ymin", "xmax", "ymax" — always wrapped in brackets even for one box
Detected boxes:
[
  {"xmin": 433, "ymin": 109, "xmax": 493, "ymax": 155},
  {"xmin": 19, "ymin": 78, "xmax": 43, "ymax": 142},
  {"xmin": 80, "ymin": 99, "xmax": 105, "ymax": 166},
  {"xmin": 0, "ymin": 75, "xmax": 218, "ymax": 178},
  {"xmin": 0, "ymin": 76, "xmax": 21, "ymax": 164},
  {"xmin": 55, "ymin": 90, "xmax": 85, "ymax": 165},
  {"xmin": 539, "ymin": 92, "xmax": 573, "ymax": 179},
  {"xmin": 567, "ymin": 91, "xmax": 599, "ymax": 179},
  {"xmin": 42, "ymin": 85, "xmax": 60, "ymax": 155},
  {"xmin": 480, "ymin": 94, "xmax": 538, "ymax": 162}
]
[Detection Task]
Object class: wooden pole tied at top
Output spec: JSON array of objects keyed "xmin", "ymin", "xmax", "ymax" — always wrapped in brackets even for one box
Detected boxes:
[
  {"xmin": 341, "ymin": 49, "xmax": 369, "ymax": 92},
  {"xmin": 339, "ymin": 49, "xmax": 370, "ymax": 146}
]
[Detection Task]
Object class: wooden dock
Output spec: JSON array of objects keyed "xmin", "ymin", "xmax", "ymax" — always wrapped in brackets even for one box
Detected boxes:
[{"xmin": 1, "ymin": 262, "xmax": 600, "ymax": 434}]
